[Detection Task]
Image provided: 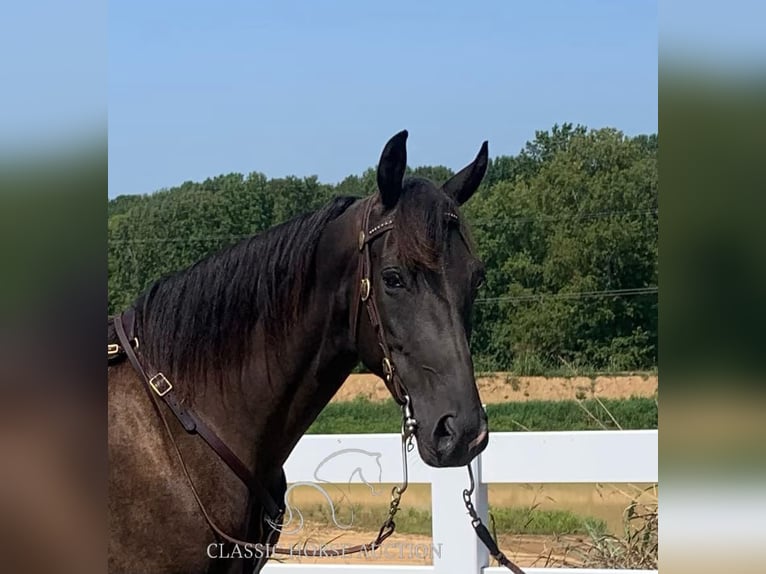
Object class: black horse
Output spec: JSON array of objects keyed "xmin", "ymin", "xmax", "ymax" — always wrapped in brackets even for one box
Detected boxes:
[{"xmin": 108, "ymin": 130, "xmax": 491, "ymax": 573}]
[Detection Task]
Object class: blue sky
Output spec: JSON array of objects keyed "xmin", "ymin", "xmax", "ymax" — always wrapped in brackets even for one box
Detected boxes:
[
  {"xmin": 108, "ymin": 0, "xmax": 657, "ymax": 198},
  {"xmin": 1, "ymin": 1, "xmax": 105, "ymax": 157}
]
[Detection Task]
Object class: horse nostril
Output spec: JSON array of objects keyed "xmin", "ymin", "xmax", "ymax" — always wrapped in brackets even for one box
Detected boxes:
[{"xmin": 433, "ymin": 414, "xmax": 457, "ymax": 451}]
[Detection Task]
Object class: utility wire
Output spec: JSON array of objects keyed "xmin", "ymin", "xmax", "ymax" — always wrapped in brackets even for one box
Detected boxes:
[
  {"xmin": 475, "ymin": 286, "xmax": 658, "ymax": 304},
  {"xmin": 108, "ymin": 209, "xmax": 658, "ymax": 244}
]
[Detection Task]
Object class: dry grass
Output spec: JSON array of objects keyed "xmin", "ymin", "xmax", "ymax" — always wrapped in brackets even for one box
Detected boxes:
[
  {"xmin": 530, "ymin": 394, "xmax": 658, "ymax": 569},
  {"xmin": 527, "ymin": 484, "xmax": 658, "ymax": 570},
  {"xmin": 498, "ymin": 397, "xmax": 658, "ymax": 570}
]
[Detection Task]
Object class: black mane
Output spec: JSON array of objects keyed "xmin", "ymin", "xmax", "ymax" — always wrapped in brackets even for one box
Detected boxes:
[
  {"xmin": 134, "ymin": 195, "xmax": 358, "ymax": 384},
  {"xmin": 128, "ymin": 182, "xmax": 468, "ymax": 388}
]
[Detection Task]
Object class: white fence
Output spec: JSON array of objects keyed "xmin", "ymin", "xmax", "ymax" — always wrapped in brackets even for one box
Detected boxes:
[{"xmin": 263, "ymin": 430, "xmax": 658, "ymax": 574}]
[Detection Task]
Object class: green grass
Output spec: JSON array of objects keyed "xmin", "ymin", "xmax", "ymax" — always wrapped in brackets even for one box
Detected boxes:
[
  {"xmin": 295, "ymin": 502, "xmax": 606, "ymax": 536},
  {"xmin": 489, "ymin": 506, "xmax": 607, "ymax": 536},
  {"xmin": 304, "ymin": 503, "xmax": 433, "ymax": 536},
  {"xmin": 486, "ymin": 398, "xmax": 658, "ymax": 431},
  {"xmin": 307, "ymin": 396, "xmax": 657, "ymax": 434}
]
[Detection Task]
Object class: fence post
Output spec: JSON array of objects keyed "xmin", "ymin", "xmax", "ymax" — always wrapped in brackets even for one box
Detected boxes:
[
  {"xmin": 474, "ymin": 450, "xmax": 490, "ymax": 567},
  {"xmin": 431, "ymin": 452, "xmax": 488, "ymax": 574}
]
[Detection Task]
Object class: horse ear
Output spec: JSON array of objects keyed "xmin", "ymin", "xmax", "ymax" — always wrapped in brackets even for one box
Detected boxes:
[
  {"xmin": 442, "ymin": 141, "xmax": 489, "ymax": 205},
  {"xmin": 377, "ymin": 130, "xmax": 408, "ymax": 209}
]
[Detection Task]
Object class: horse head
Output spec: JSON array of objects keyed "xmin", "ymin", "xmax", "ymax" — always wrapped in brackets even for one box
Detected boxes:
[{"xmin": 355, "ymin": 130, "xmax": 490, "ymax": 468}]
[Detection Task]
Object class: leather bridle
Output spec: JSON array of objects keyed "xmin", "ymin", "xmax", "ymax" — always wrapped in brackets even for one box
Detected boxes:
[
  {"xmin": 346, "ymin": 196, "xmax": 526, "ymax": 573},
  {"xmin": 350, "ymin": 196, "xmax": 460, "ymax": 407},
  {"xmin": 351, "ymin": 196, "xmax": 409, "ymax": 406}
]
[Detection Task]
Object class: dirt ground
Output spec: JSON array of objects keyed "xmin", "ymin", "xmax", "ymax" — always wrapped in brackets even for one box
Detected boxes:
[
  {"xmin": 274, "ymin": 527, "xmax": 607, "ymax": 567},
  {"xmin": 273, "ymin": 528, "xmax": 574, "ymax": 567},
  {"xmin": 332, "ymin": 373, "xmax": 658, "ymax": 403}
]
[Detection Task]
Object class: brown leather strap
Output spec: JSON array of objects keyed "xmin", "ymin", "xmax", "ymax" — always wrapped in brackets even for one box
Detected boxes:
[
  {"xmin": 463, "ymin": 465, "xmax": 527, "ymax": 573},
  {"xmin": 271, "ymin": 520, "xmax": 395, "ymax": 556},
  {"xmin": 113, "ymin": 313, "xmax": 283, "ymax": 521},
  {"xmin": 351, "ymin": 197, "xmax": 465, "ymax": 406},
  {"xmin": 473, "ymin": 521, "xmax": 526, "ymax": 574},
  {"xmin": 115, "ymin": 312, "xmax": 393, "ymax": 557},
  {"xmin": 352, "ymin": 197, "xmax": 408, "ymax": 405}
]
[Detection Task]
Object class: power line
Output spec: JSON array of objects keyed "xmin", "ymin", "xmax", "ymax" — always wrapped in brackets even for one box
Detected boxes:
[
  {"xmin": 109, "ymin": 236, "xmax": 251, "ymax": 244},
  {"xmin": 475, "ymin": 286, "xmax": 658, "ymax": 304},
  {"xmin": 108, "ymin": 209, "xmax": 658, "ymax": 244},
  {"xmin": 471, "ymin": 209, "xmax": 657, "ymax": 227}
]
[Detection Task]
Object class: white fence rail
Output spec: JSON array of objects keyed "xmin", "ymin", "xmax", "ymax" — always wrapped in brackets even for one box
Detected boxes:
[{"xmin": 263, "ymin": 430, "xmax": 657, "ymax": 574}]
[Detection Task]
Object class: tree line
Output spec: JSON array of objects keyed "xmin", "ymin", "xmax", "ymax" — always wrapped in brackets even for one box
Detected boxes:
[{"xmin": 108, "ymin": 124, "xmax": 657, "ymax": 373}]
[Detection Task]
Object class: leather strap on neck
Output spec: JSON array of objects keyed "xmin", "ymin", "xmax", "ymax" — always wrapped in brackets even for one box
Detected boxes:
[
  {"xmin": 114, "ymin": 311, "xmax": 399, "ymax": 557},
  {"xmin": 113, "ymin": 313, "xmax": 283, "ymax": 521}
]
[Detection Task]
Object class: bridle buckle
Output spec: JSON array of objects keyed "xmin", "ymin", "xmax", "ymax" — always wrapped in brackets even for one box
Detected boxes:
[
  {"xmin": 149, "ymin": 372, "xmax": 173, "ymax": 397},
  {"xmin": 360, "ymin": 278, "xmax": 371, "ymax": 301},
  {"xmin": 382, "ymin": 357, "xmax": 394, "ymax": 382}
]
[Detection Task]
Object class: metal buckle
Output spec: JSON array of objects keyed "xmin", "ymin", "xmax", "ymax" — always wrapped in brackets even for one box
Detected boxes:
[
  {"xmin": 149, "ymin": 373, "xmax": 173, "ymax": 397},
  {"xmin": 360, "ymin": 278, "xmax": 371, "ymax": 301},
  {"xmin": 108, "ymin": 338, "xmax": 138, "ymax": 356},
  {"xmin": 382, "ymin": 357, "xmax": 394, "ymax": 381}
]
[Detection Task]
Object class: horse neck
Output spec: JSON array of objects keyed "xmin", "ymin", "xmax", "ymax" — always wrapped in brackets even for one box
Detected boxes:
[
  {"xmin": 257, "ymin": 204, "xmax": 363, "ymax": 465},
  {"xmin": 196, "ymin": 204, "xmax": 363, "ymax": 472}
]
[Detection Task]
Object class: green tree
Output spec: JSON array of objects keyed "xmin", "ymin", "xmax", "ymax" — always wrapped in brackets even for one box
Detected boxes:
[
  {"xmin": 108, "ymin": 124, "xmax": 658, "ymax": 373},
  {"xmin": 464, "ymin": 126, "xmax": 657, "ymax": 371}
]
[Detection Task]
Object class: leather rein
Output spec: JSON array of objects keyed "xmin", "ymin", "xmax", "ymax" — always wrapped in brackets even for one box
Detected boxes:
[{"xmin": 109, "ymin": 195, "xmax": 526, "ymax": 571}]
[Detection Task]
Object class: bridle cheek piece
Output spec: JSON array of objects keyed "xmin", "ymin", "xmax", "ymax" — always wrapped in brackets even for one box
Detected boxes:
[
  {"xmin": 351, "ymin": 198, "xmax": 418, "ymax": 451},
  {"xmin": 351, "ymin": 195, "xmax": 452, "ymax": 412},
  {"xmin": 350, "ymin": 197, "xmax": 406, "ymax": 403}
]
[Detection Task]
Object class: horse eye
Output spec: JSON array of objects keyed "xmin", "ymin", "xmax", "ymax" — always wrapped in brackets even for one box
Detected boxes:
[{"xmin": 382, "ymin": 270, "xmax": 405, "ymax": 289}]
